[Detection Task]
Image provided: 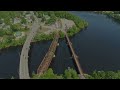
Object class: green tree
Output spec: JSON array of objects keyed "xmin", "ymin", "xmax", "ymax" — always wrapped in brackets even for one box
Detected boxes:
[
  {"xmin": 32, "ymin": 68, "xmax": 63, "ymax": 79},
  {"xmin": 4, "ymin": 29, "xmax": 13, "ymax": 35},
  {"xmin": 21, "ymin": 17, "xmax": 27, "ymax": 24},
  {"xmin": 32, "ymin": 68, "xmax": 80, "ymax": 79},
  {"xmin": 64, "ymin": 68, "xmax": 79, "ymax": 79},
  {"xmin": 0, "ymin": 29, "xmax": 5, "ymax": 36},
  {"xmin": 91, "ymin": 71, "xmax": 106, "ymax": 79},
  {"xmin": 3, "ymin": 35, "xmax": 12, "ymax": 44}
]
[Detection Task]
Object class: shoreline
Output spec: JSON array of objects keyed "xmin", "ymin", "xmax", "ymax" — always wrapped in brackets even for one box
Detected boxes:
[
  {"xmin": 0, "ymin": 11, "xmax": 88, "ymax": 50},
  {"xmin": 0, "ymin": 25, "xmax": 88, "ymax": 51},
  {"xmin": 94, "ymin": 11, "xmax": 120, "ymax": 22}
]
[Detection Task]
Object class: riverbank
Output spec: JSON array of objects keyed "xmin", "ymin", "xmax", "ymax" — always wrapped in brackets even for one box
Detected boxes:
[
  {"xmin": 0, "ymin": 11, "xmax": 88, "ymax": 50},
  {"xmin": 94, "ymin": 11, "xmax": 120, "ymax": 23},
  {"xmin": 0, "ymin": 25, "xmax": 87, "ymax": 50},
  {"xmin": 32, "ymin": 68, "xmax": 120, "ymax": 79}
]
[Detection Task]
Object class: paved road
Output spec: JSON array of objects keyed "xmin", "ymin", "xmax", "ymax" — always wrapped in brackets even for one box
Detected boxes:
[{"xmin": 19, "ymin": 12, "xmax": 40, "ymax": 79}]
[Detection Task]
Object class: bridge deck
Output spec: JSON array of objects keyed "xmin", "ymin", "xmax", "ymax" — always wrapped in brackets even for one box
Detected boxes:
[
  {"xmin": 64, "ymin": 30, "xmax": 85, "ymax": 79},
  {"xmin": 19, "ymin": 12, "xmax": 39, "ymax": 79},
  {"xmin": 37, "ymin": 32, "xmax": 60, "ymax": 75}
]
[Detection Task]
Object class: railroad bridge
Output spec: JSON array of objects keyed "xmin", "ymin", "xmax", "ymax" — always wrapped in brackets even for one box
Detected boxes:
[{"xmin": 19, "ymin": 14, "xmax": 85, "ymax": 79}]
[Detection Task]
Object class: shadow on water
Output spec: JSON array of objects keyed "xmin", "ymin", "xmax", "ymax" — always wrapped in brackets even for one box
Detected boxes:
[{"xmin": 28, "ymin": 43, "xmax": 33, "ymax": 77}]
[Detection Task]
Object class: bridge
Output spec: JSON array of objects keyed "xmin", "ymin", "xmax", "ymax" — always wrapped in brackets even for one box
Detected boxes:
[
  {"xmin": 64, "ymin": 26, "xmax": 85, "ymax": 79},
  {"xmin": 19, "ymin": 15, "xmax": 85, "ymax": 79},
  {"xmin": 37, "ymin": 31, "xmax": 59, "ymax": 75},
  {"xmin": 37, "ymin": 20, "xmax": 61, "ymax": 75},
  {"xmin": 36, "ymin": 23, "xmax": 85, "ymax": 79},
  {"xmin": 19, "ymin": 12, "xmax": 40, "ymax": 79}
]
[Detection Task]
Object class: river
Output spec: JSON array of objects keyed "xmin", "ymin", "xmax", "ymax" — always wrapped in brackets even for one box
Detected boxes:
[{"xmin": 1, "ymin": 11, "xmax": 120, "ymax": 79}]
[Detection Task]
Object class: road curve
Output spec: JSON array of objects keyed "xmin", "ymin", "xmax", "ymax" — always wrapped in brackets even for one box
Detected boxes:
[{"xmin": 19, "ymin": 12, "xmax": 40, "ymax": 79}]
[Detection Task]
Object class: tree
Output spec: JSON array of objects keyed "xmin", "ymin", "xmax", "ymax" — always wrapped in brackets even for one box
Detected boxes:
[
  {"xmin": 64, "ymin": 68, "xmax": 79, "ymax": 79},
  {"xmin": 0, "ymin": 19, "xmax": 3, "ymax": 24},
  {"xmin": 3, "ymin": 35, "xmax": 12, "ymax": 44},
  {"xmin": 32, "ymin": 68, "xmax": 79, "ymax": 79},
  {"xmin": 105, "ymin": 71, "xmax": 116, "ymax": 79},
  {"xmin": 21, "ymin": 17, "xmax": 27, "ymax": 24},
  {"xmin": 32, "ymin": 68, "xmax": 63, "ymax": 79},
  {"xmin": 0, "ymin": 29, "xmax": 5, "ymax": 36},
  {"xmin": 91, "ymin": 71, "xmax": 106, "ymax": 79},
  {"xmin": 11, "ymin": 24, "xmax": 20, "ymax": 32},
  {"xmin": 86, "ymin": 70, "xmax": 120, "ymax": 79},
  {"xmin": 4, "ymin": 29, "xmax": 13, "ymax": 35}
]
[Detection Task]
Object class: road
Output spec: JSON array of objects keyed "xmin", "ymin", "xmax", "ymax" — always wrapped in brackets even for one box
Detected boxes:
[{"xmin": 19, "ymin": 12, "xmax": 40, "ymax": 79}]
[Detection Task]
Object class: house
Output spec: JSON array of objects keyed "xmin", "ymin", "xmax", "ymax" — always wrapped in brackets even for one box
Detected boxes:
[
  {"xmin": 13, "ymin": 17, "xmax": 21, "ymax": 24},
  {"xmin": 21, "ymin": 24, "xmax": 27, "ymax": 29},
  {"xmin": 43, "ymin": 14, "xmax": 50, "ymax": 20},
  {"xmin": 14, "ymin": 31, "xmax": 22, "ymax": 37},
  {"xmin": 14, "ymin": 31, "xmax": 25, "ymax": 40},
  {"xmin": 25, "ymin": 14, "xmax": 33, "ymax": 23}
]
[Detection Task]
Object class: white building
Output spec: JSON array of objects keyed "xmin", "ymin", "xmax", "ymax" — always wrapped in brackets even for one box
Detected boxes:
[
  {"xmin": 25, "ymin": 14, "xmax": 33, "ymax": 23},
  {"xmin": 13, "ymin": 17, "xmax": 21, "ymax": 24}
]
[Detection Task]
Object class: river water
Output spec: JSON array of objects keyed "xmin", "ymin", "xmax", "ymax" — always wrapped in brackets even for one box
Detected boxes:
[{"xmin": 1, "ymin": 11, "xmax": 120, "ymax": 79}]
